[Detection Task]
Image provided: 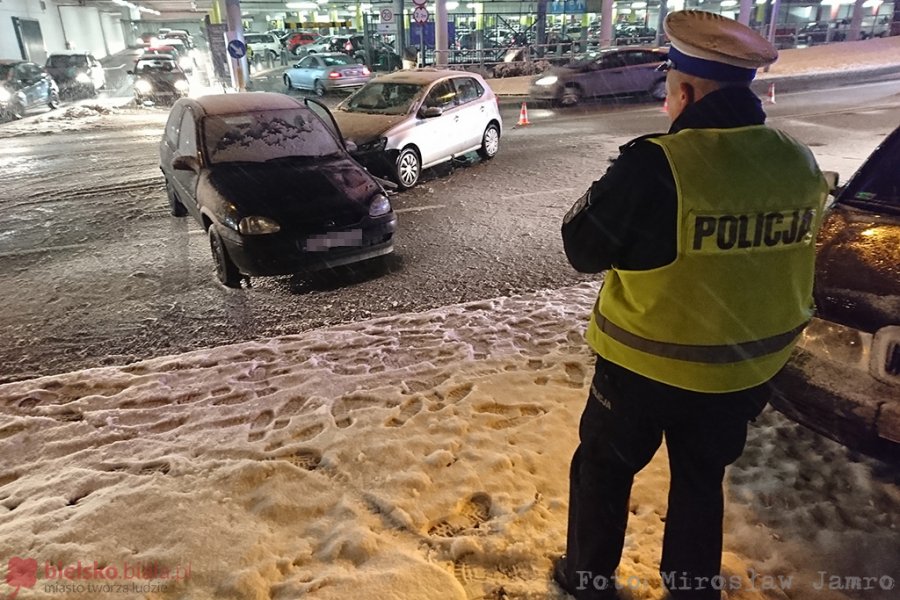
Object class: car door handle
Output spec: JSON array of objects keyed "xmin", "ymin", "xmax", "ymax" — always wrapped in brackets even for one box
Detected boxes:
[{"xmin": 454, "ymin": 115, "xmax": 460, "ymax": 122}]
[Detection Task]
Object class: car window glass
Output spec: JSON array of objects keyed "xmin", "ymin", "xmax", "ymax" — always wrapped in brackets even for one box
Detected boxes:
[
  {"xmin": 424, "ymin": 81, "xmax": 457, "ymax": 109},
  {"xmin": 343, "ymin": 82, "xmax": 424, "ymax": 115},
  {"xmin": 622, "ymin": 51, "xmax": 658, "ymax": 66},
  {"xmin": 600, "ymin": 55, "xmax": 626, "ymax": 69},
  {"xmin": 453, "ymin": 77, "xmax": 482, "ymax": 104},
  {"xmin": 177, "ymin": 109, "xmax": 197, "ymax": 157},
  {"xmin": 322, "ymin": 55, "xmax": 354, "ymax": 66},
  {"xmin": 203, "ymin": 108, "xmax": 342, "ymax": 164},
  {"xmin": 136, "ymin": 58, "xmax": 177, "ymax": 72},
  {"xmin": 298, "ymin": 56, "xmax": 316, "ymax": 68},
  {"xmin": 840, "ymin": 130, "xmax": 900, "ymax": 211},
  {"xmin": 165, "ymin": 105, "xmax": 185, "ymax": 146}
]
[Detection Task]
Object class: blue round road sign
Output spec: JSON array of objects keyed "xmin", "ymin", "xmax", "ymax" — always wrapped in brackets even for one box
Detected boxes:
[{"xmin": 227, "ymin": 39, "xmax": 247, "ymax": 59}]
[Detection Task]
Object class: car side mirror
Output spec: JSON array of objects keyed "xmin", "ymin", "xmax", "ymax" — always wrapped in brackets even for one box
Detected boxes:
[
  {"xmin": 344, "ymin": 139, "xmax": 357, "ymax": 153},
  {"xmin": 419, "ymin": 106, "xmax": 443, "ymax": 118},
  {"xmin": 126, "ymin": 70, "xmax": 133, "ymax": 75},
  {"xmin": 822, "ymin": 170, "xmax": 840, "ymax": 194},
  {"xmin": 172, "ymin": 155, "xmax": 200, "ymax": 172}
]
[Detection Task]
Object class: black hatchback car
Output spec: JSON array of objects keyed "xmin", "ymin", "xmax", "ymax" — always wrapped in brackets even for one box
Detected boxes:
[
  {"xmin": 159, "ymin": 93, "xmax": 397, "ymax": 287},
  {"xmin": 0, "ymin": 60, "xmax": 60, "ymax": 120},
  {"xmin": 771, "ymin": 124, "xmax": 900, "ymax": 464}
]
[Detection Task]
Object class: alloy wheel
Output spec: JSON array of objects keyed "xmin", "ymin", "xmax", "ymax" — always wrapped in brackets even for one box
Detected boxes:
[{"xmin": 396, "ymin": 149, "xmax": 420, "ymax": 189}]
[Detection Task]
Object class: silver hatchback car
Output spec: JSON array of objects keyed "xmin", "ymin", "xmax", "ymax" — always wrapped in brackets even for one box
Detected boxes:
[
  {"xmin": 333, "ymin": 69, "xmax": 503, "ymax": 189},
  {"xmin": 283, "ymin": 53, "xmax": 371, "ymax": 96}
]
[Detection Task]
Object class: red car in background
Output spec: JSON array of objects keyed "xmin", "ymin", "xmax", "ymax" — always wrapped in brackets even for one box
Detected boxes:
[{"xmin": 283, "ymin": 31, "xmax": 320, "ymax": 55}]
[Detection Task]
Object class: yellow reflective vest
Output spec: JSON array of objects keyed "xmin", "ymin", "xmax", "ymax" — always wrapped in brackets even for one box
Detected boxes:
[{"xmin": 586, "ymin": 125, "xmax": 828, "ymax": 393}]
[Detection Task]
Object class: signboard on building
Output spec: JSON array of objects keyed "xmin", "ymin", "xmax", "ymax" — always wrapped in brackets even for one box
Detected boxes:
[{"xmin": 549, "ymin": 0, "xmax": 587, "ymax": 14}]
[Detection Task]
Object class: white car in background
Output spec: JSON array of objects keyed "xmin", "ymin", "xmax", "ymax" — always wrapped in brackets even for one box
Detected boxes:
[
  {"xmin": 244, "ymin": 32, "xmax": 282, "ymax": 61},
  {"xmin": 332, "ymin": 69, "xmax": 502, "ymax": 189}
]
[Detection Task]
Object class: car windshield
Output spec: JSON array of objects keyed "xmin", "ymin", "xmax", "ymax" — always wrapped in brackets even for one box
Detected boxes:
[
  {"xmin": 838, "ymin": 128, "xmax": 900, "ymax": 214},
  {"xmin": 202, "ymin": 108, "xmax": 343, "ymax": 164},
  {"xmin": 341, "ymin": 82, "xmax": 424, "ymax": 115},
  {"xmin": 0, "ymin": 65, "xmax": 14, "ymax": 81},
  {"xmin": 47, "ymin": 55, "xmax": 89, "ymax": 68},
  {"xmin": 321, "ymin": 55, "xmax": 355, "ymax": 66},
  {"xmin": 135, "ymin": 58, "xmax": 178, "ymax": 73}
]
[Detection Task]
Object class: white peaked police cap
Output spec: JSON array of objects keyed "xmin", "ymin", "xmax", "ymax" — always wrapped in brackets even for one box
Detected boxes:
[{"xmin": 663, "ymin": 10, "xmax": 778, "ymax": 82}]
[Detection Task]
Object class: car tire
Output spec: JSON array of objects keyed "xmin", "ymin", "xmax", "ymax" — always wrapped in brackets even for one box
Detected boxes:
[
  {"xmin": 560, "ymin": 85, "xmax": 581, "ymax": 106},
  {"xmin": 292, "ymin": 46, "xmax": 304, "ymax": 56},
  {"xmin": 269, "ymin": 50, "xmax": 279, "ymax": 61},
  {"xmin": 166, "ymin": 179, "xmax": 188, "ymax": 217},
  {"xmin": 649, "ymin": 79, "xmax": 667, "ymax": 101},
  {"xmin": 48, "ymin": 89, "xmax": 61, "ymax": 110},
  {"xmin": 478, "ymin": 123, "xmax": 500, "ymax": 160},
  {"xmin": 208, "ymin": 226, "xmax": 242, "ymax": 288},
  {"xmin": 314, "ymin": 80, "xmax": 326, "ymax": 97},
  {"xmin": 284, "ymin": 74, "xmax": 293, "ymax": 90},
  {"xmin": 395, "ymin": 147, "xmax": 421, "ymax": 189}
]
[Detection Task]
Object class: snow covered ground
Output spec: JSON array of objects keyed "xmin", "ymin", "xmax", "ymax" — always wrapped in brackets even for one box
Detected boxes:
[{"xmin": 0, "ymin": 284, "xmax": 897, "ymax": 600}]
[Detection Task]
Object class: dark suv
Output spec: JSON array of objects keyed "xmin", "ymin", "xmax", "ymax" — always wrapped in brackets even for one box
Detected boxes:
[
  {"xmin": 0, "ymin": 60, "xmax": 60, "ymax": 121},
  {"xmin": 771, "ymin": 124, "xmax": 900, "ymax": 464}
]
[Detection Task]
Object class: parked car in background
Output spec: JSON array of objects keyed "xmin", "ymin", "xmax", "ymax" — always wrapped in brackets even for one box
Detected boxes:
[
  {"xmin": 796, "ymin": 20, "xmax": 849, "ymax": 45},
  {"xmin": 614, "ymin": 24, "xmax": 657, "ymax": 45},
  {"xmin": 771, "ymin": 124, "xmax": 900, "ymax": 464},
  {"xmin": 334, "ymin": 69, "xmax": 502, "ymax": 189},
  {"xmin": 860, "ymin": 16, "xmax": 891, "ymax": 39},
  {"xmin": 0, "ymin": 60, "xmax": 60, "ymax": 120},
  {"xmin": 159, "ymin": 93, "xmax": 397, "ymax": 287},
  {"xmin": 283, "ymin": 53, "xmax": 371, "ymax": 96},
  {"xmin": 129, "ymin": 55, "xmax": 190, "ymax": 106},
  {"xmin": 45, "ymin": 51, "xmax": 105, "ymax": 98},
  {"xmin": 152, "ymin": 38, "xmax": 194, "ymax": 72},
  {"xmin": 161, "ymin": 29, "xmax": 194, "ymax": 50},
  {"xmin": 283, "ymin": 31, "xmax": 320, "ymax": 55},
  {"xmin": 244, "ymin": 32, "xmax": 282, "ymax": 61},
  {"xmin": 529, "ymin": 47, "xmax": 668, "ymax": 106}
]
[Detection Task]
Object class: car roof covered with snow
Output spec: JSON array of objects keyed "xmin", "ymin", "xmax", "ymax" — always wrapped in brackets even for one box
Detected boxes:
[{"xmin": 185, "ymin": 92, "xmax": 305, "ymax": 117}]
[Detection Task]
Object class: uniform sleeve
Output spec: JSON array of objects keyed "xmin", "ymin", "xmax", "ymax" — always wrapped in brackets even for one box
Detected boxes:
[{"xmin": 561, "ymin": 140, "xmax": 676, "ymax": 273}]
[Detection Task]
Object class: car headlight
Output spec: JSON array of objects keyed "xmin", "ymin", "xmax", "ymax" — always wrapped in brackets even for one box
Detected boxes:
[
  {"xmin": 135, "ymin": 79, "xmax": 153, "ymax": 94},
  {"xmin": 175, "ymin": 79, "xmax": 190, "ymax": 91},
  {"xmin": 238, "ymin": 216, "xmax": 281, "ymax": 235},
  {"xmin": 359, "ymin": 137, "xmax": 387, "ymax": 153},
  {"xmin": 0, "ymin": 87, "xmax": 10, "ymax": 102},
  {"xmin": 534, "ymin": 75, "xmax": 558, "ymax": 86},
  {"xmin": 76, "ymin": 72, "xmax": 92, "ymax": 84},
  {"xmin": 369, "ymin": 193, "xmax": 391, "ymax": 217}
]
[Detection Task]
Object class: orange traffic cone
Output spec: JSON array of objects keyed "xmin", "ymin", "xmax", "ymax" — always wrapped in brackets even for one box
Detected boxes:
[
  {"xmin": 766, "ymin": 83, "xmax": 776, "ymax": 104},
  {"xmin": 517, "ymin": 102, "xmax": 531, "ymax": 126}
]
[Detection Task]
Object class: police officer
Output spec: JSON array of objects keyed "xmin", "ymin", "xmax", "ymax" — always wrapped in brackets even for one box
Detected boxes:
[{"xmin": 555, "ymin": 11, "xmax": 828, "ymax": 600}]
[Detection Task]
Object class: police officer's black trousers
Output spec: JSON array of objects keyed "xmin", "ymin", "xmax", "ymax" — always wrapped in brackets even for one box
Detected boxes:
[{"xmin": 564, "ymin": 357, "xmax": 768, "ymax": 600}]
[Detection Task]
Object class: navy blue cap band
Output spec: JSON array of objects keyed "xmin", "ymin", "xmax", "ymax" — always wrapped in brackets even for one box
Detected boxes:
[{"xmin": 667, "ymin": 45, "xmax": 758, "ymax": 82}]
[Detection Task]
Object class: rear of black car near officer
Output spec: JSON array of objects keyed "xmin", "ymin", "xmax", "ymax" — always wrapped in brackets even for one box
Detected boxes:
[{"xmin": 556, "ymin": 10, "xmax": 829, "ymax": 600}]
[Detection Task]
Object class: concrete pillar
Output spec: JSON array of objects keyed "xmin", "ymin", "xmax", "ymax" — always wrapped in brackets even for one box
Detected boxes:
[
  {"xmin": 738, "ymin": 0, "xmax": 754, "ymax": 27},
  {"xmin": 225, "ymin": 0, "xmax": 249, "ymax": 91},
  {"xmin": 848, "ymin": 0, "xmax": 865, "ymax": 41},
  {"xmin": 435, "ymin": 0, "xmax": 448, "ymax": 66},
  {"xmin": 600, "ymin": 0, "xmax": 613, "ymax": 47}
]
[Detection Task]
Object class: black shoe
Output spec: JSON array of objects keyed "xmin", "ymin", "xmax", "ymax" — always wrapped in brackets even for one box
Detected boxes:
[
  {"xmin": 552, "ymin": 555, "xmax": 620, "ymax": 600},
  {"xmin": 553, "ymin": 555, "xmax": 576, "ymax": 596}
]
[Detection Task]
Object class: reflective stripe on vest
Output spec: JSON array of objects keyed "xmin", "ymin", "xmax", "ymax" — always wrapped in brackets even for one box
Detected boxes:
[{"xmin": 592, "ymin": 303, "xmax": 807, "ymax": 364}]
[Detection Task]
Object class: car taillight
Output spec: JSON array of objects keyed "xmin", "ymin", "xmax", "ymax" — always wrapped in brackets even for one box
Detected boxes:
[
  {"xmin": 329, "ymin": 71, "xmax": 343, "ymax": 79},
  {"xmin": 362, "ymin": 66, "xmax": 370, "ymax": 76}
]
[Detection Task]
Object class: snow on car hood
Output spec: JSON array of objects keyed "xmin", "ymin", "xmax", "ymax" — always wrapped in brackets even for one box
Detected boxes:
[
  {"xmin": 203, "ymin": 156, "xmax": 378, "ymax": 225},
  {"xmin": 332, "ymin": 111, "xmax": 407, "ymax": 145}
]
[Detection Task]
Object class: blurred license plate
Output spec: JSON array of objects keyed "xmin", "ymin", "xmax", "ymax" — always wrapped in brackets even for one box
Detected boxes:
[{"xmin": 304, "ymin": 229, "xmax": 363, "ymax": 251}]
